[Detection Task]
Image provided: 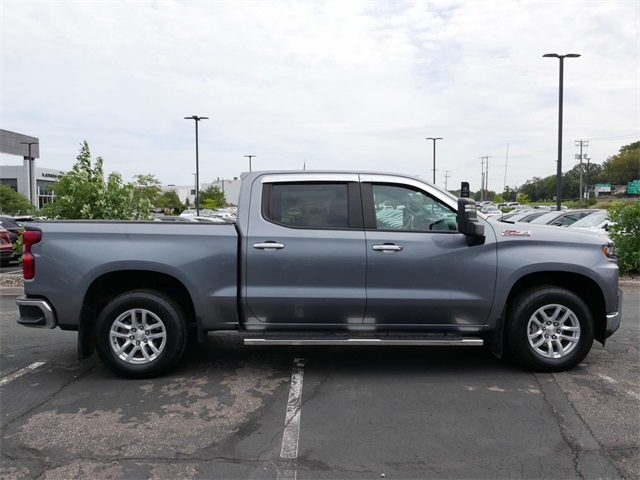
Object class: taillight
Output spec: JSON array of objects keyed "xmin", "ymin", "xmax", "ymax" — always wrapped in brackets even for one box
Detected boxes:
[{"xmin": 22, "ymin": 230, "xmax": 42, "ymax": 280}]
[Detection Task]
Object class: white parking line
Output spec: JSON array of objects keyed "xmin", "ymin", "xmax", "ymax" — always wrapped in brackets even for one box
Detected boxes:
[
  {"xmin": 278, "ymin": 358, "xmax": 305, "ymax": 480},
  {"xmin": 597, "ymin": 373, "xmax": 640, "ymax": 401},
  {"xmin": 597, "ymin": 373, "xmax": 618, "ymax": 384},
  {"xmin": 0, "ymin": 361, "xmax": 46, "ymax": 387}
]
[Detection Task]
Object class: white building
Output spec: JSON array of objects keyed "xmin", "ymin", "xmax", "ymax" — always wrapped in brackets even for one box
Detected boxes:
[{"xmin": 163, "ymin": 177, "xmax": 242, "ymax": 207}]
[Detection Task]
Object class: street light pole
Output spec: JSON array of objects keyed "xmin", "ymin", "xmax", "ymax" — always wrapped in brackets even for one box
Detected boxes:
[
  {"xmin": 543, "ymin": 53, "xmax": 580, "ymax": 211},
  {"xmin": 426, "ymin": 137, "xmax": 443, "ymax": 184},
  {"xmin": 244, "ymin": 155, "xmax": 256, "ymax": 172},
  {"xmin": 20, "ymin": 141, "xmax": 38, "ymax": 207},
  {"xmin": 184, "ymin": 115, "xmax": 209, "ymax": 216}
]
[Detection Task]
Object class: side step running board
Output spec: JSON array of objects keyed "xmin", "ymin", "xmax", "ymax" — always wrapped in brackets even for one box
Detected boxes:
[{"xmin": 244, "ymin": 338, "xmax": 483, "ymax": 347}]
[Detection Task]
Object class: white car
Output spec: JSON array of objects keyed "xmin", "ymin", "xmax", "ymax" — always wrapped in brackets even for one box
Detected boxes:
[
  {"xmin": 481, "ymin": 205, "xmax": 502, "ymax": 217},
  {"xmin": 569, "ymin": 211, "xmax": 612, "ymax": 234}
]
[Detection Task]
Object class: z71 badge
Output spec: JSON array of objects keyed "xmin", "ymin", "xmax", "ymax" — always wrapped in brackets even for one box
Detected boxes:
[{"xmin": 502, "ymin": 229, "xmax": 532, "ymax": 237}]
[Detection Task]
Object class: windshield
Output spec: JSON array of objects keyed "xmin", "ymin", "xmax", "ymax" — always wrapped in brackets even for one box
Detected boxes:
[
  {"xmin": 571, "ymin": 211, "xmax": 607, "ymax": 228},
  {"xmin": 528, "ymin": 212, "xmax": 562, "ymax": 224}
]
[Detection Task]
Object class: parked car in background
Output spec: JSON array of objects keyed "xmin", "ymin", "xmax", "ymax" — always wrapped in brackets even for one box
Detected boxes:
[
  {"xmin": 179, "ymin": 209, "xmax": 197, "ymax": 217},
  {"xmin": 480, "ymin": 205, "xmax": 503, "ymax": 217},
  {"xmin": 499, "ymin": 210, "xmax": 533, "ymax": 221},
  {"xmin": 0, "ymin": 226, "xmax": 13, "ymax": 267},
  {"xmin": 192, "ymin": 216, "xmax": 231, "ymax": 224},
  {"xmin": 154, "ymin": 216, "xmax": 198, "ymax": 223},
  {"xmin": 569, "ymin": 211, "xmax": 613, "ymax": 234},
  {"xmin": 499, "ymin": 210, "xmax": 548, "ymax": 223},
  {"xmin": 528, "ymin": 209, "xmax": 598, "ymax": 227},
  {"xmin": 0, "ymin": 215, "xmax": 24, "ymax": 244}
]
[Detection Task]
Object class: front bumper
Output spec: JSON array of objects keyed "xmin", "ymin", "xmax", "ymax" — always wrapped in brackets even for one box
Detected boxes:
[
  {"xmin": 16, "ymin": 296, "xmax": 57, "ymax": 329},
  {"xmin": 604, "ymin": 288, "xmax": 623, "ymax": 338}
]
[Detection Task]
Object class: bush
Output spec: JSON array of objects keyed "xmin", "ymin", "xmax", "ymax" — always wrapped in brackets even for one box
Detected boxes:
[{"xmin": 607, "ymin": 201, "xmax": 640, "ymax": 274}]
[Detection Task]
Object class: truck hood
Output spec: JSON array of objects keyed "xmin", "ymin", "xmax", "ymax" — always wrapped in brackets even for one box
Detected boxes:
[{"xmin": 486, "ymin": 217, "xmax": 613, "ymax": 246}]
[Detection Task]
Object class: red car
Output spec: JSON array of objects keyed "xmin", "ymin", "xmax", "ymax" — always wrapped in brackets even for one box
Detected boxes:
[{"xmin": 0, "ymin": 226, "xmax": 13, "ymax": 267}]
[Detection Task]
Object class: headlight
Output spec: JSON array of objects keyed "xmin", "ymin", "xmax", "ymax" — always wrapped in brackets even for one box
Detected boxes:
[{"xmin": 602, "ymin": 244, "xmax": 616, "ymax": 259}]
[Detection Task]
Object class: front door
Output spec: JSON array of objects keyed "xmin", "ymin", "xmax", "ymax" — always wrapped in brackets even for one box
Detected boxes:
[{"xmin": 362, "ymin": 180, "xmax": 497, "ymax": 327}]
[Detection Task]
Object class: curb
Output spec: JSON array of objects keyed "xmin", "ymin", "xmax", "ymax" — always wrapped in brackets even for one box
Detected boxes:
[{"xmin": 0, "ymin": 287, "xmax": 24, "ymax": 296}]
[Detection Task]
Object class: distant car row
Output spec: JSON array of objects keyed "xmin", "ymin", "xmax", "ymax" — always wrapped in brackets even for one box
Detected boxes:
[{"xmin": 489, "ymin": 208, "xmax": 612, "ymax": 234}]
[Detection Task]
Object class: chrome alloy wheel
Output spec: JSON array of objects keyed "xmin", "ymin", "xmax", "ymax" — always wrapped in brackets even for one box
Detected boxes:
[
  {"xmin": 109, "ymin": 308, "xmax": 167, "ymax": 364},
  {"xmin": 527, "ymin": 303, "xmax": 581, "ymax": 359}
]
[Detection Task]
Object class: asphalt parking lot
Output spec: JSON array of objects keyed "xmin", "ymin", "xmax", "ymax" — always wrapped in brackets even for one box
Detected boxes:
[{"xmin": 1, "ymin": 284, "xmax": 638, "ymax": 479}]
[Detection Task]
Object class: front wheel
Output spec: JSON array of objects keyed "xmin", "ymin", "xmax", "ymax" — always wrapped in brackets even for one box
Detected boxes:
[
  {"xmin": 506, "ymin": 286, "xmax": 594, "ymax": 372},
  {"xmin": 94, "ymin": 290, "xmax": 188, "ymax": 378}
]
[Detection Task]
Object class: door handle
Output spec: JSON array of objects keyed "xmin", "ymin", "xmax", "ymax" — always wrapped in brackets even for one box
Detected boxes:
[
  {"xmin": 253, "ymin": 242, "xmax": 285, "ymax": 250},
  {"xmin": 372, "ymin": 244, "xmax": 403, "ymax": 252}
]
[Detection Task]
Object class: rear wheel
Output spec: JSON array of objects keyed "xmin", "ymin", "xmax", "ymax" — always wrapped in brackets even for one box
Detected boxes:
[
  {"xmin": 95, "ymin": 290, "xmax": 188, "ymax": 378},
  {"xmin": 506, "ymin": 286, "xmax": 594, "ymax": 372}
]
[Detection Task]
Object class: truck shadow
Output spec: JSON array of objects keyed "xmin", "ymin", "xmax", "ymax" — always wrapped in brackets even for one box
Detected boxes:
[{"xmin": 178, "ymin": 331, "xmax": 520, "ymax": 377}]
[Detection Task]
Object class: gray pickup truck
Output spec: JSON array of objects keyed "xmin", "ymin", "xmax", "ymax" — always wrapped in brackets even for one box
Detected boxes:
[{"xmin": 16, "ymin": 171, "xmax": 622, "ymax": 378}]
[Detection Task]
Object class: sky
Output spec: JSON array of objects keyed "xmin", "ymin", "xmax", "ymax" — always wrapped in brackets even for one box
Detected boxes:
[{"xmin": 1, "ymin": 0, "xmax": 639, "ymax": 193}]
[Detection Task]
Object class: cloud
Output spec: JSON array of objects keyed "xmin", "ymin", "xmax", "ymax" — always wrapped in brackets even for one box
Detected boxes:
[{"xmin": 2, "ymin": 0, "xmax": 638, "ymax": 192}]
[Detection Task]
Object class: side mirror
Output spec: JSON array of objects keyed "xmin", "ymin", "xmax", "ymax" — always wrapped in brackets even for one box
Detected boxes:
[{"xmin": 458, "ymin": 198, "xmax": 485, "ymax": 246}]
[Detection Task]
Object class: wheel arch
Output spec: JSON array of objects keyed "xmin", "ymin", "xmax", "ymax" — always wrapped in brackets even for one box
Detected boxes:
[
  {"xmin": 506, "ymin": 271, "xmax": 607, "ymax": 343},
  {"xmin": 78, "ymin": 270, "xmax": 196, "ymax": 360}
]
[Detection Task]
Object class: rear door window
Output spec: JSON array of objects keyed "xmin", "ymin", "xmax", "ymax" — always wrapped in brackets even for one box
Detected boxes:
[{"xmin": 264, "ymin": 183, "xmax": 350, "ymax": 229}]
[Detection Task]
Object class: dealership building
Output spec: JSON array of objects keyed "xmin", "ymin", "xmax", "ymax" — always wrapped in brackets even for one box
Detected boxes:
[{"xmin": 0, "ymin": 129, "xmax": 64, "ymax": 209}]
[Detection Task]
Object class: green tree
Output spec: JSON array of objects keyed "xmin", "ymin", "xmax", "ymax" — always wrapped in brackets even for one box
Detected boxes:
[
  {"xmin": 598, "ymin": 142, "xmax": 640, "ymax": 185},
  {"xmin": 41, "ymin": 141, "xmax": 151, "ymax": 220},
  {"xmin": 502, "ymin": 186, "xmax": 516, "ymax": 202},
  {"xmin": 607, "ymin": 201, "xmax": 640, "ymax": 274},
  {"xmin": 517, "ymin": 192, "xmax": 530, "ymax": 204},
  {"xmin": 493, "ymin": 194, "xmax": 505, "ymax": 204},
  {"xmin": 0, "ymin": 184, "xmax": 35, "ymax": 215},
  {"xmin": 133, "ymin": 174, "xmax": 162, "ymax": 206},
  {"xmin": 199, "ymin": 185, "xmax": 226, "ymax": 209},
  {"xmin": 156, "ymin": 190, "xmax": 185, "ymax": 213}
]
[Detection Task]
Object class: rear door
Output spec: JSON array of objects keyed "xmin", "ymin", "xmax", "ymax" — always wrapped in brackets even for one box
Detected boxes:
[
  {"xmin": 244, "ymin": 174, "xmax": 367, "ymax": 326},
  {"xmin": 361, "ymin": 175, "xmax": 497, "ymax": 327}
]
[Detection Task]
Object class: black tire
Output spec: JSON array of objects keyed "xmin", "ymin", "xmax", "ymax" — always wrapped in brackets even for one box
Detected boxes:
[
  {"xmin": 94, "ymin": 290, "xmax": 188, "ymax": 378},
  {"xmin": 506, "ymin": 286, "xmax": 594, "ymax": 372}
]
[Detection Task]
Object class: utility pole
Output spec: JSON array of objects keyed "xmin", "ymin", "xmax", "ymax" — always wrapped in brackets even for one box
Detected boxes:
[
  {"xmin": 444, "ymin": 170, "xmax": 451, "ymax": 190},
  {"xmin": 575, "ymin": 140, "xmax": 588, "ymax": 207},
  {"xmin": 585, "ymin": 157, "xmax": 591, "ymax": 203},
  {"xmin": 486, "ymin": 156, "xmax": 490, "ymax": 198},
  {"xmin": 479, "ymin": 157, "xmax": 485, "ymax": 202},
  {"xmin": 503, "ymin": 144, "xmax": 509, "ymax": 193},
  {"xmin": 479, "ymin": 156, "xmax": 491, "ymax": 201}
]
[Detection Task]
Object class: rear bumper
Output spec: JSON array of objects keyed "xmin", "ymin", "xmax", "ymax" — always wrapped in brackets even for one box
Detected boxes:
[
  {"xmin": 16, "ymin": 296, "xmax": 57, "ymax": 329},
  {"xmin": 604, "ymin": 289, "xmax": 623, "ymax": 338}
]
